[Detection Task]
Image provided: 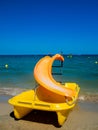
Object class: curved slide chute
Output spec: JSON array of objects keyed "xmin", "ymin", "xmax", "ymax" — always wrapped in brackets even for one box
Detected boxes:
[{"xmin": 34, "ymin": 54, "xmax": 76, "ymax": 98}]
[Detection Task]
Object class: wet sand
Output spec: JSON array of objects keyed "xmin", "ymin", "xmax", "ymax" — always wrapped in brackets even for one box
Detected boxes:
[{"xmin": 0, "ymin": 97, "xmax": 98, "ymax": 130}]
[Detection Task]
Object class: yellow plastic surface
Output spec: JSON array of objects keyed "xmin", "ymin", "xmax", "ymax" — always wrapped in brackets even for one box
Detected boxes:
[{"xmin": 9, "ymin": 83, "xmax": 79, "ymax": 124}]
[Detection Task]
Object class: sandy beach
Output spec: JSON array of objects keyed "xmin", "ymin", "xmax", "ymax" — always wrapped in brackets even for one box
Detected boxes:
[{"xmin": 0, "ymin": 95, "xmax": 98, "ymax": 130}]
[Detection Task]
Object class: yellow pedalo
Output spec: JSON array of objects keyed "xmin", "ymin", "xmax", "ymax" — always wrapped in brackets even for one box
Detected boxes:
[{"xmin": 8, "ymin": 54, "xmax": 80, "ymax": 126}]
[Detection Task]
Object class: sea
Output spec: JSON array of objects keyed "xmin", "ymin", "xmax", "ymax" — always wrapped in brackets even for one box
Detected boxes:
[{"xmin": 0, "ymin": 54, "xmax": 98, "ymax": 104}]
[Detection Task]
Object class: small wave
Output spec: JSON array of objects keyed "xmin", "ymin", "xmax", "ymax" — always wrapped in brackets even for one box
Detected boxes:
[
  {"xmin": 78, "ymin": 95, "xmax": 85, "ymax": 101},
  {"xmin": 78, "ymin": 94, "xmax": 98, "ymax": 103},
  {"xmin": 0, "ymin": 87, "xmax": 98, "ymax": 103},
  {"xmin": 0, "ymin": 87, "xmax": 28, "ymax": 96}
]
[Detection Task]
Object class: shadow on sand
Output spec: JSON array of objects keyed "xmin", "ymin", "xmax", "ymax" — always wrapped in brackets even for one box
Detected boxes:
[{"xmin": 10, "ymin": 110, "xmax": 61, "ymax": 127}]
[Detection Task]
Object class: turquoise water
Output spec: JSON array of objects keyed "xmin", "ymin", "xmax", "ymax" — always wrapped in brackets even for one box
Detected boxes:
[{"xmin": 0, "ymin": 55, "xmax": 98, "ymax": 102}]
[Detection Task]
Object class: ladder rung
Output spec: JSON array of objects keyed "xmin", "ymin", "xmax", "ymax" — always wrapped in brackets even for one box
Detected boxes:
[{"xmin": 52, "ymin": 73, "xmax": 62, "ymax": 75}]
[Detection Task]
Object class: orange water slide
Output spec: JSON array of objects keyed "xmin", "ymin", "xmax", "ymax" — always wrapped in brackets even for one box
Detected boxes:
[{"xmin": 34, "ymin": 54, "xmax": 76, "ymax": 98}]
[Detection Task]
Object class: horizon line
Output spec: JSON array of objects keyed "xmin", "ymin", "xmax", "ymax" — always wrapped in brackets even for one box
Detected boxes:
[{"xmin": 0, "ymin": 53, "xmax": 98, "ymax": 56}]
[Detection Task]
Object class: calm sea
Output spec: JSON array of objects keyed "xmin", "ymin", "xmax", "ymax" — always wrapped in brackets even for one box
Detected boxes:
[{"xmin": 0, "ymin": 54, "xmax": 98, "ymax": 102}]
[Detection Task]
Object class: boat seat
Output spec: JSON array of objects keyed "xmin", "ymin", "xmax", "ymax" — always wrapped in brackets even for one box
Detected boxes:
[{"xmin": 35, "ymin": 86, "xmax": 66, "ymax": 103}]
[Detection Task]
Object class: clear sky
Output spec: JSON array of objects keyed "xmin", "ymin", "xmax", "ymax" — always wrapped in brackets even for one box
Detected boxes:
[{"xmin": 0, "ymin": 0, "xmax": 98, "ymax": 54}]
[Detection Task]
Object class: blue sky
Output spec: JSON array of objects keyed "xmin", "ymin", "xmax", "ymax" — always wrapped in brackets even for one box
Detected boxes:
[{"xmin": 0, "ymin": 0, "xmax": 98, "ymax": 54}]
